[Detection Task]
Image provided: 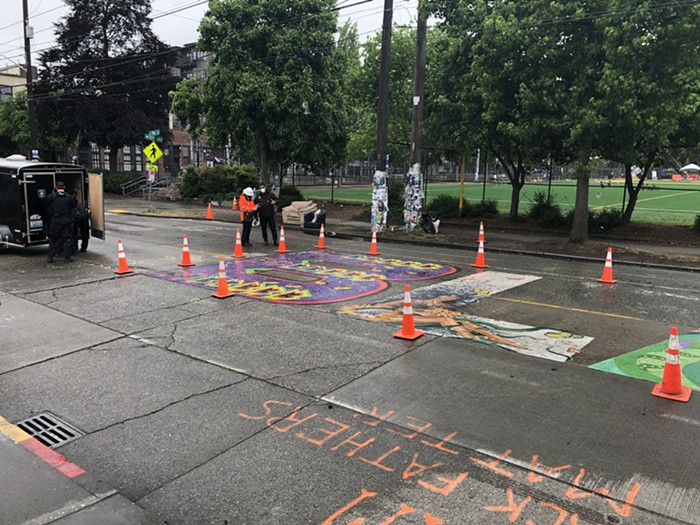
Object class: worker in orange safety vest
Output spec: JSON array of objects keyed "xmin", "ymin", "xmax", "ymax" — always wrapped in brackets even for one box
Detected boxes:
[{"xmin": 238, "ymin": 187, "xmax": 258, "ymax": 246}]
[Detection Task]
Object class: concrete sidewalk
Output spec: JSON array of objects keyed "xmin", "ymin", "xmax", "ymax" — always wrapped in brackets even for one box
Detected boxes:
[{"xmin": 0, "ymin": 417, "xmax": 159, "ymax": 524}]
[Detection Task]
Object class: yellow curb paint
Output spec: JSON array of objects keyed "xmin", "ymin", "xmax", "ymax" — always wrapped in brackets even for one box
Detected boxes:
[
  {"xmin": 491, "ymin": 297, "xmax": 643, "ymax": 321},
  {"xmin": 0, "ymin": 416, "xmax": 31, "ymax": 443},
  {"xmin": 107, "ymin": 209, "xmax": 131, "ymax": 213}
]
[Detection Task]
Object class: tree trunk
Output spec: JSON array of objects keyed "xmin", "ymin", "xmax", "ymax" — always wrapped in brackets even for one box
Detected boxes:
[
  {"xmin": 509, "ymin": 178, "xmax": 523, "ymax": 219},
  {"xmin": 569, "ymin": 150, "xmax": 591, "ymax": 243},
  {"xmin": 259, "ymin": 135, "xmax": 269, "ymax": 184}
]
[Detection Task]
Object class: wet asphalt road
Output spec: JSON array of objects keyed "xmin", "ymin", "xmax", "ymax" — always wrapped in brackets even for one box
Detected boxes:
[{"xmin": 1, "ymin": 210, "xmax": 699, "ymax": 525}]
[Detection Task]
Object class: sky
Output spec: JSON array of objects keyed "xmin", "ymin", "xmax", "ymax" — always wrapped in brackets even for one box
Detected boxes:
[{"xmin": 1, "ymin": 0, "xmax": 418, "ymax": 70}]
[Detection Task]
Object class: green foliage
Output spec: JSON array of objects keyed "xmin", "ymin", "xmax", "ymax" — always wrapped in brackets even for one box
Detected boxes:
[
  {"xmin": 34, "ymin": 0, "xmax": 177, "ymax": 166},
  {"xmin": 474, "ymin": 199, "xmax": 499, "ymax": 217},
  {"xmin": 384, "ymin": 179, "xmax": 404, "ymax": 219},
  {"xmin": 169, "ymin": 78, "xmax": 205, "ymax": 139},
  {"xmin": 428, "ymin": 195, "xmax": 460, "ymax": 219},
  {"xmin": 591, "ymin": 208, "xmax": 624, "ymax": 232},
  {"xmin": 195, "ymin": 0, "xmax": 349, "ymax": 176},
  {"xmin": 528, "ymin": 191, "xmax": 566, "ymax": 228},
  {"xmin": 178, "ymin": 164, "xmax": 259, "ymax": 202},
  {"xmin": 0, "ymin": 91, "xmax": 29, "ymax": 156},
  {"xmin": 347, "ymin": 26, "xmax": 417, "ymax": 166},
  {"xmin": 565, "ymin": 207, "xmax": 624, "ymax": 233},
  {"xmin": 426, "ymin": 194, "xmax": 499, "ymax": 220},
  {"xmin": 279, "ymin": 185, "xmax": 305, "ymax": 209},
  {"xmin": 102, "ymin": 171, "xmax": 143, "ymax": 194}
]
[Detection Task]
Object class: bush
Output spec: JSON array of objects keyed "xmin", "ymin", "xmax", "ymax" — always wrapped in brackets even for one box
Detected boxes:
[
  {"xmin": 427, "ymin": 194, "xmax": 460, "ymax": 219},
  {"xmin": 695, "ymin": 215, "xmax": 700, "ymax": 234},
  {"xmin": 101, "ymin": 171, "xmax": 143, "ymax": 194},
  {"xmin": 387, "ymin": 179, "xmax": 405, "ymax": 219},
  {"xmin": 590, "ymin": 208, "xmax": 624, "ymax": 232},
  {"xmin": 537, "ymin": 206, "xmax": 567, "ymax": 228},
  {"xmin": 278, "ymin": 184, "xmax": 305, "ymax": 209},
  {"xmin": 564, "ymin": 208, "xmax": 624, "ymax": 233},
  {"xmin": 473, "ymin": 199, "xmax": 499, "ymax": 218},
  {"xmin": 178, "ymin": 164, "xmax": 259, "ymax": 202}
]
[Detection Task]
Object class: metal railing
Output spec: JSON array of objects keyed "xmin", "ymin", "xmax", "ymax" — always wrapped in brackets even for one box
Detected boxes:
[{"xmin": 120, "ymin": 177, "xmax": 148, "ymax": 196}]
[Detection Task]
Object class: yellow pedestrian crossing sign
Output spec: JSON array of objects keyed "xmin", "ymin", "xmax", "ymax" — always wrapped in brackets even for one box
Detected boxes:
[{"xmin": 143, "ymin": 141, "xmax": 163, "ymax": 163}]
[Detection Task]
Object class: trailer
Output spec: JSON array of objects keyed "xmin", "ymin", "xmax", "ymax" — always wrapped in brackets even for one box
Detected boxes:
[{"xmin": 0, "ymin": 156, "xmax": 105, "ymax": 248}]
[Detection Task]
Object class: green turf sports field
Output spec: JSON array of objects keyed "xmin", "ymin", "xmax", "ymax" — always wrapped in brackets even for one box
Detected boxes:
[{"xmin": 300, "ymin": 179, "xmax": 700, "ymax": 226}]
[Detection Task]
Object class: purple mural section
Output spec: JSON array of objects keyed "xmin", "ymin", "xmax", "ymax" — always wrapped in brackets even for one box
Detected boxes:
[{"xmin": 149, "ymin": 250, "xmax": 457, "ymax": 305}]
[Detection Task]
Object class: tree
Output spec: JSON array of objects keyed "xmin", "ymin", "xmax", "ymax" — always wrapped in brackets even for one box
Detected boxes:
[
  {"xmin": 347, "ymin": 26, "xmax": 417, "ymax": 169},
  {"xmin": 594, "ymin": 0, "xmax": 700, "ymax": 223},
  {"xmin": 34, "ymin": 0, "xmax": 177, "ymax": 171},
  {"xmin": 427, "ymin": 0, "xmax": 570, "ymax": 219},
  {"xmin": 0, "ymin": 92, "xmax": 29, "ymax": 156},
  {"xmin": 192, "ymin": 0, "xmax": 348, "ymax": 183}
]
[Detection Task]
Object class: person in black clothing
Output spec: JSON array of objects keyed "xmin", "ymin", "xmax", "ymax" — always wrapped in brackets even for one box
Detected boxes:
[
  {"xmin": 254, "ymin": 184, "xmax": 279, "ymax": 246},
  {"xmin": 71, "ymin": 203, "xmax": 91, "ymax": 253},
  {"xmin": 45, "ymin": 181, "xmax": 77, "ymax": 263}
]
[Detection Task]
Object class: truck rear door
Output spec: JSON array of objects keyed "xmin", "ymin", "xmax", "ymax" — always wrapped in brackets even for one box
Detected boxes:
[{"xmin": 88, "ymin": 172, "xmax": 105, "ymax": 240}]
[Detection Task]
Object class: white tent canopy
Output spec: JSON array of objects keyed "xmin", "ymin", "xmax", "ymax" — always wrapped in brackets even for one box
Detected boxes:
[{"xmin": 680, "ymin": 163, "xmax": 700, "ymax": 172}]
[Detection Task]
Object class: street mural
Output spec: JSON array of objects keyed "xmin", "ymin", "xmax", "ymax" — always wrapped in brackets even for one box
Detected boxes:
[
  {"xmin": 148, "ymin": 251, "xmax": 457, "ymax": 305},
  {"xmin": 589, "ymin": 330, "xmax": 700, "ymax": 391},
  {"xmin": 339, "ymin": 272, "xmax": 593, "ymax": 362}
]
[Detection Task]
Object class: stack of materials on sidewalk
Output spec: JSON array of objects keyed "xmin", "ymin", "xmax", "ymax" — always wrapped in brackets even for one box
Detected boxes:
[{"xmin": 282, "ymin": 201, "xmax": 317, "ymax": 227}]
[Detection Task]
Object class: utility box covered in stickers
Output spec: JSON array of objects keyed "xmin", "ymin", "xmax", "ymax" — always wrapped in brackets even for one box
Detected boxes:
[{"xmin": 0, "ymin": 156, "xmax": 105, "ymax": 248}]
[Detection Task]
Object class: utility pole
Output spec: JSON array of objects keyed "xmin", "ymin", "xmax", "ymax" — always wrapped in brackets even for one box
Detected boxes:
[
  {"xmin": 22, "ymin": 0, "xmax": 37, "ymax": 159},
  {"xmin": 375, "ymin": 0, "xmax": 393, "ymax": 172},
  {"xmin": 409, "ymin": 4, "xmax": 427, "ymax": 167}
]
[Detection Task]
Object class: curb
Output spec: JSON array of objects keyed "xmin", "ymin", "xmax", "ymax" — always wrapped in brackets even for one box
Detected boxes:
[
  {"xmin": 324, "ymin": 228, "xmax": 700, "ymax": 273},
  {"xmin": 0, "ymin": 415, "xmax": 155, "ymax": 524}
]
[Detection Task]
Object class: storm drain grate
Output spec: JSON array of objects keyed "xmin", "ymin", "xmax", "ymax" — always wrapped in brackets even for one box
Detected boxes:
[{"xmin": 15, "ymin": 412, "xmax": 84, "ymax": 449}]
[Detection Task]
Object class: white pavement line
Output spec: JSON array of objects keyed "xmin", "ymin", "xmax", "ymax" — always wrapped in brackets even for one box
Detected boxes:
[
  {"xmin": 658, "ymin": 413, "xmax": 700, "ymax": 427},
  {"xmin": 19, "ymin": 494, "xmax": 111, "ymax": 525}
]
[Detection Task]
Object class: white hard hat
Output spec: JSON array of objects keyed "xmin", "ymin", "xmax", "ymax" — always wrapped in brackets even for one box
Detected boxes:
[{"xmin": 243, "ymin": 187, "xmax": 254, "ymax": 197}]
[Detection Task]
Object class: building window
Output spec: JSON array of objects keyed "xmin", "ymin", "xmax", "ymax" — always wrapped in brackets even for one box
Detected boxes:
[
  {"xmin": 123, "ymin": 146, "xmax": 132, "ymax": 171},
  {"xmin": 0, "ymin": 85, "xmax": 11, "ymax": 101},
  {"xmin": 91, "ymin": 144, "xmax": 100, "ymax": 169}
]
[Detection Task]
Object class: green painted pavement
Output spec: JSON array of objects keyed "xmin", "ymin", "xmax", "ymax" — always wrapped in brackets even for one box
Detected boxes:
[{"xmin": 590, "ymin": 330, "xmax": 700, "ymax": 391}]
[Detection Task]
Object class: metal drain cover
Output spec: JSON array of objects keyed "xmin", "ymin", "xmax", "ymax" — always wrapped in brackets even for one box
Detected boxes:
[{"xmin": 15, "ymin": 412, "xmax": 84, "ymax": 449}]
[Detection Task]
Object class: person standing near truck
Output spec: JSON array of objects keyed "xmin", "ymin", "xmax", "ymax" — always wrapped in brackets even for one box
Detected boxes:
[{"xmin": 45, "ymin": 181, "xmax": 77, "ymax": 263}]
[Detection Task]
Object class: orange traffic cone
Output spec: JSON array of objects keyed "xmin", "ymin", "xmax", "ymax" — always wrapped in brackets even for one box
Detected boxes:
[
  {"xmin": 315, "ymin": 224, "xmax": 327, "ymax": 249},
  {"xmin": 275, "ymin": 226, "xmax": 289, "ymax": 253},
  {"xmin": 471, "ymin": 240, "xmax": 489, "ymax": 268},
  {"xmin": 114, "ymin": 239, "xmax": 134, "ymax": 275},
  {"xmin": 393, "ymin": 285, "xmax": 424, "ymax": 340},
  {"xmin": 598, "ymin": 247, "xmax": 617, "ymax": 284},
  {"xmin": 177, "ymin": 234, "xmax": 196, "ymax": 267},
  {"xmin": 367, "ymin": 230, "xmax": 381, "ymax": 256},
  {"xmin": 477, "ymin": 221, "xmax": 486, "ymax": 244},
  {"xmin": 206, "ymin": 202, "xmax": 214, "ymax": 220},
  {"xmin": 652, "ymin": 327, "xmax": 692, "ymax": 402},
  {"xmin": 231, "ymin": 228, "xmax": 245, "ymax": 258},
  {"xmin": 231, "ymin": 196, "xmax": 238, "ymax": 211},
  {"xmin": 211, "ymin": 256, "xmax": 235, "ymax": 299}
]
